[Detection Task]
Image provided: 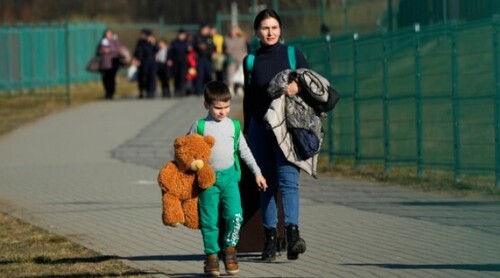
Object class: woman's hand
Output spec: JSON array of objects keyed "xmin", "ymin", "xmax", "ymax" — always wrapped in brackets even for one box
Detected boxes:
[{"xmin": 286, "ymin": 80, "xmax": 300, "ymax": 96}]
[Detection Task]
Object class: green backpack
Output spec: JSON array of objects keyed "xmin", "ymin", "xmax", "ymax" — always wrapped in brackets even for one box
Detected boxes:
[
  {"xmin": 196, "ymin": 119, "xmax": 241, "ymax": 180},
  {"xmin": 245, "ymin": 45, "xmax": 297, "ymax": 84}
]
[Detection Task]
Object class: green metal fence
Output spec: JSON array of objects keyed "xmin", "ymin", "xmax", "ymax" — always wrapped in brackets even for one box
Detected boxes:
[
  {"xmin": 0, "ymin": 22, "xmax": 106, "ymax": 100},
  {"xmin": 289, "ymin": 16, "xmax": 500, "ymax": 186}
]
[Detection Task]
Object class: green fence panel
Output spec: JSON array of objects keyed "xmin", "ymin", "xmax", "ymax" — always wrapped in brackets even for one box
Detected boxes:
[
  {"xmin": 385, "ymin": 31, "xmax": 417, "ymax": 168},
  {"xmin": 286, "ymin": 16, "xmax": 500, "ymax": 186},
  {"xmin": 0, "ymin": 22, "xmax": 105, "ymax": 96},
  {"xmin": 455, "ymin": 23, "xmax": 495, "ymax": 174},
  {"xmin": 354, "ymin": 35, "xmax": 385, "ymax": 164},
  {"xmin": 331, "ymin": 37, "xmax": 355, "ymax": 158},
  {"xmin": 415, "ymin": 26, "xmax": 454, "ymax": 171}
]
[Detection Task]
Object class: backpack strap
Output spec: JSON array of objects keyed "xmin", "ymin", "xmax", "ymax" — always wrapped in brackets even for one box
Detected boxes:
[
  {"xmin": 245, "ymin": 45, "xmax": 296, "ymax": 84},
  {"xmin": 245, "ymin": 53, "xmax": 255, "ymax": 84},
  {"xmin": 232, "ymin": 119, "xmax": 241, "ymax": 180},
  {"xmin": 288, "ymin": 45, "xmax": 296, "ymax": 70},
  {"xmin": 232, "ymin": 119, "xmax": 240, "ymax": 149},
  {"xmin": 196, "ymin": 119, "xmax": 205, "ymax": 135}
]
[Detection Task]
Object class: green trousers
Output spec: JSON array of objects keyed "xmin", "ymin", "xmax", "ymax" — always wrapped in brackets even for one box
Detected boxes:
[{"xmin": 199, "ymin": 165, "xmax": 243, "ymax": 255}]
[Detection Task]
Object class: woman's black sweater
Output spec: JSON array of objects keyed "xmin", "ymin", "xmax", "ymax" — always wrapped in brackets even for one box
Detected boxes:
[{"xmin": 242, "ymin": 42, "xmax": 309, "ymax": 133}]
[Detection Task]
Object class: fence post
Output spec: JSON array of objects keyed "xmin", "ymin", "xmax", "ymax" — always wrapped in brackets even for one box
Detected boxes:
[
  {"xmin": 3, "ymin": 25, "xmax": 13, "ymax": 94},
  {"xmin": 493, "ymin": 16, "xmax": 500, "ymax": 187},
  {"xmin": 17, "ymin": 24, "xmax": 24, "ymax": 93},
  {"xmin": 353, "ymin": 33, "xmax": 360, "ymax": 169},
  {"xmin": 414, "ymin": 23, "xmax": 423, "ymax": 178},
  {"xmin": 325, "ymin": 33, "xmax": 335, "ymax": 167},
  {"xmin": 382, "ymin": 35, "xmax": 391, "ymax": 174},
  {"xmin": 65, "ymin": 22, "xmax": 71, "ymax": 105},
  {"xmin": 451, "ymin": 25, "xmax": 461, "ymax": 182}
]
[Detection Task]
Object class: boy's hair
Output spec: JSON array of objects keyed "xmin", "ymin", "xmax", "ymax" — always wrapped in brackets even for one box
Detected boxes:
[{"xmin": 203, "ymin": 81, "xmax": 231, "ymax": 104}]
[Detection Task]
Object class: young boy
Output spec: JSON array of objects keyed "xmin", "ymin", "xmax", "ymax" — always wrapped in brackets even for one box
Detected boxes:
[{"xmin": 188, "ymin": 81, "xmax": 267, "ymax": 276}]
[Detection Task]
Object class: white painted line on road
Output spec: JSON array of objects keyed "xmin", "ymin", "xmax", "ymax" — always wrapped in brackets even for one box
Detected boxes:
[{"xmin": 136, "ymin": 180, "xmax": 157, "ymax": 185}]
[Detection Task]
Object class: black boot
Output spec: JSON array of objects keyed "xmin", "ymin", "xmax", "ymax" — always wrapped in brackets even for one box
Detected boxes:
[
  {"xmin": 286, "ymin": 224, "xmax": 306, "ymax": 260},
  {"xmin": 261, "ymin": 228, "xmax": 277, "ymax": 262}
]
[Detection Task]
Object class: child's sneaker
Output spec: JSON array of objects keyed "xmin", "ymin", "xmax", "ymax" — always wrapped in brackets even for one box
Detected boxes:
[
  {"xmin": 223, "ymin": 246, "xmax": 239, "ymax": 275},
  {"xmin": 204, "ymin": 254, "xmax": 220, "ymax": 277}
]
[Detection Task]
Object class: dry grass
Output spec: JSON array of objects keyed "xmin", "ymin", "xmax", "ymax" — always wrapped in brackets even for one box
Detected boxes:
[
  {"xmin": 0, "ymin": 212, "xmax": 155, "ymax": 277},
  {"xmin": 0, "ymin": 75, "xmax": 138, "ymax": 137}
]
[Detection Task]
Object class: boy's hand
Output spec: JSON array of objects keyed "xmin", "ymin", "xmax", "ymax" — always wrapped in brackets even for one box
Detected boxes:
[{"xmin": 255, "ymin": 175, "xmax": 268, "ymax": 192}]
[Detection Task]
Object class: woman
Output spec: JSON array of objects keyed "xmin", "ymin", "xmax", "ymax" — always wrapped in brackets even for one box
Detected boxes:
[
  {"xmin": 98, "ymin": 28, "xmax": 121, "ymax": 100},
  {"xmin": 225, "ymin": 26, "xmax": 248, "ymax": 96},
  {"xmin": 243, "ymin": 9, "xmax": 309, "ymax": 262}
]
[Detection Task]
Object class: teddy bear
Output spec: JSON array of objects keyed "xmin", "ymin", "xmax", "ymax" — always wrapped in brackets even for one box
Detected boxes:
[{"xmin": 157, "ymin": 133, "xmax": 216, "ymax": 229}]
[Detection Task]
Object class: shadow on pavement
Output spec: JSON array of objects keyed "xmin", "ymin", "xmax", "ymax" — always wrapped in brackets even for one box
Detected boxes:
[{"xmin": 344, "ymin": 263, "xmax": 500, "ymax": 271}]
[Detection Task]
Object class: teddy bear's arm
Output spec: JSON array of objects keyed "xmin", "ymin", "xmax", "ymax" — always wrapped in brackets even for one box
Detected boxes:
[
  {"xmin": 158, "ymin": 162, "xmax": 178, "ymax": 192},
  {"xmin": 197, "ymin": 165, "xmax": 216, "ymax": 189}
]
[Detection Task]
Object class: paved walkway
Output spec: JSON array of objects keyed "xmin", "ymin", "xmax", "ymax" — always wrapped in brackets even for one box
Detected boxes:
[{"xmin": 1, "ymin": 96, "xmax": 500, "ymax": 278}]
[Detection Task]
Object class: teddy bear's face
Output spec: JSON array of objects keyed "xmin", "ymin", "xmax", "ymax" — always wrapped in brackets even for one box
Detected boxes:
[{"xmin": 174, "ymin": 134, "xmax": 215, "ymax": 172}]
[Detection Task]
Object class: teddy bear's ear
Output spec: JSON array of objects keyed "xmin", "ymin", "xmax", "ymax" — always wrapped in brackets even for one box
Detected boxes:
[
  {"xmin": 174, "ymin": 136, "xmax": 185, "ymax": 149},
  {"xmin": 204, "ymin": 135, "xmax": 215, "ymax": 148}
]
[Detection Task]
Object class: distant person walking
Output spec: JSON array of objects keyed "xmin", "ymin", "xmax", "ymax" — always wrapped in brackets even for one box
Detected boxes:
[
  {"xmin": 225, "ymin": 26, "xmax": 248, "ymax": 96},
  {"xmin": 193, "ymin": 24, "xmax": 215, "ymax": 95},
  {"xmin": 133, "ymin": 29, "xmax": 158, "ymax": 98},
  {"xmin": 132, "ymin": 29, "xmax": 149, "ymax": 98},
  {"xmin": 185, "ymin": 43, "xmax": 198, "ymax": 96},
  {"xmin": 211, "ymin": 26, "xmax": 226, "ymax": 83},
  {"xmin": 156, "ymin": 38, "xmax": 171, "ymax": 98},
  {"xmin": 98, "ymin": 28, "xmax": 121, "ymax": 100},
  {"xmin": 167, "ymin": 29, "xmax": 189, "ymax": 97}
]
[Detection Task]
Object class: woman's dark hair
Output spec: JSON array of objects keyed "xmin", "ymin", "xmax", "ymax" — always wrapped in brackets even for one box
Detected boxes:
[{"xmin": 253, "ymin": 9, "xmax": 281, "ymax": 31}]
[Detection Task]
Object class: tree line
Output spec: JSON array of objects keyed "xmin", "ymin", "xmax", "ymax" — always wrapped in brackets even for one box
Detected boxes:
[{"xmin": 0, "ymin": 0, "xmax": 321, "ymax": 25}]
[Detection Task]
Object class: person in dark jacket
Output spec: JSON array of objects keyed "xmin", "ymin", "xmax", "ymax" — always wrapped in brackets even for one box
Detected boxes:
[
  {"xmin": 193, "ymin": 24, "xmax": 215, "ymax": 95},
  {"xmin": 167, "ymin": 29, "xmax": 189, "ymax": 97},
  {"xmin": 133, "ymin": 29, "xmax": 158, "ymax": 98},
  {"xmin": 243, "ymin": 9, "xmax": 309, "ymax": 263}
]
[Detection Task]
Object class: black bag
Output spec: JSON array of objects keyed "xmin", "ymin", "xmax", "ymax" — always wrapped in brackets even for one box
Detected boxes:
[
  {"xmin": 316, "ymin": 85, "xmax": 340, "ymax": 113},
  {"xmin": 86, "ymin": 56, "xmax": 101, "ymax": 72}
]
